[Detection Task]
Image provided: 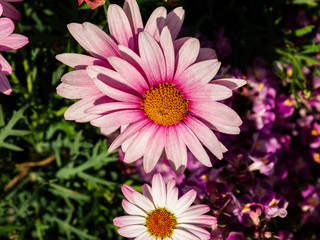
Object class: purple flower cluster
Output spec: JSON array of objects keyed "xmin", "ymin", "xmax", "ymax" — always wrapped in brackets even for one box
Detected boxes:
[{"xmin": 118, "ymin": 23, "xmax": 320, "ymax": 239}]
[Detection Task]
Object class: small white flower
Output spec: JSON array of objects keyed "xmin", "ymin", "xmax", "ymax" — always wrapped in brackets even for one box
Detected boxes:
[{"xmin": 114, "ymin": 173, "xmax": 216, "ymax": 239}]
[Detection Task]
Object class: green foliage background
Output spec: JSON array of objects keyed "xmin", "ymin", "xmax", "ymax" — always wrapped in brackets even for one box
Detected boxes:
[{"xmin": 0, "ymin": 0, "xmax": 319, "ymax": 239}]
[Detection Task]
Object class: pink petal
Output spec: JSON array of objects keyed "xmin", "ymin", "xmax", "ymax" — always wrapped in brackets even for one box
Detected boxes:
[
  {"xmin": 107, "ymin": 56, "xmax": 149, "ymax": 94},
  {"xmin": 138, "ymin": 32, "xmax": 166, "ymax": 86},
  {"xmin": 90, "ymin": 110, "xmax": 146, "ymax": 128},
  {"xmin": 189, "ymin": 101, "xmax": 242, "ymax": 127},
  {"xmin": 144, "ymin": 7, "xmax": 167, "ymax": 42},
  {"xmin": 126, "ymin": 189, "xmax": 155, "ymax": 212},
  {"xmin": 172, "ymin": 229, "xmax": 199, "ymax": 240},
  {"xmin": 173, "ymin": 37, "xmax": 191, "ymax": 54},
  {"xmin": 0, "ymin": 33, "xmax": 28, "ymax": 51},
  {"xmin": 174, "ymin": 38, "xmax": 200, "ymax": 80},
  {"xmin": 183, "ymin": 115, "xmax": 223, "ymax": 160},
  {"xmin": 117, "ymin": 225, "xmax": 147, "ymax": 238},
  {"xmin": 61, "ymin": 69, "xmax": 94, "ymax": 86},
  {"xmin": 82, "ymin": 22, "xmax": 121, "ymax": 60},
  {"xmin": 175, "ymin": 122, "xmax": 212, "ymax": 167},
  {"xmin": 182, "ymin": 83, "xmax": 232, "ymax": 102},
  {"xmin": 122, "ymin": 199, "xmax": 147, "ymax": 216},
  {"xmin": 63, "ymin": 94, "xmax": 105, "ymax": 121},
  {"xmin": 108, "ymin": 118, "xmax": 152, "ymax": 152},
  {"xmin": 178, "ymin": 204, "xmax": 211, "ymax": 218},
  {"xmin": 0, "ymin": 4, "xmax": 3, "ymax": 16},
  {"xmin": 118, "ymin": 45, "xmax": 147, "ymax": 80},
  {"xmin": 178, "ymin": 224, "xmax": 211, "ymax": 240},
  {"xmin": 0, "ymin": 1, "xmax": 20, "ymax": 20},
  {"xmin": 141, "ymin": 183, "xmax": 153, "ymax": 202},
  {"xmin": 207, "ymin": 121, "xmax": 241, "ymax": 135},
  {"xmin": 56, "ymin": 83, "xmax": 101, "ymax": 100},
  {"xmin": 100, "ymin": 126, "xmax": 119, "ymax": 136},
  {"xmin": 86, "ymin": 66, "xmax": 141, "ymax": 103},
  {"xmin": 166, "ymin": 181, "xmax": 179, "ymax": 211},
  {"xmin": 0, "ymin": 17, "xmax": 14, "ymax": 41},
  {"xmin": 211, "ymin": 78, "xmax": 246, "ymax": 90},
  {"xmin": 174, "ymin": 59, "xmax": 221, "ymax": 87},
  {"xmin": 160, "ymin": 26, "xmax": 175, "ymax": 83},
  {"xmin": 86, "ymin": 102, "xmax": 140, "ymax": 114},
  {"xmin": 108, "ymin": 4, "xmax": 134, "ymax": 49},
  {"xmin": 143, "ymin": 127, "xmax": 166, "ymax": 173},
  {"xmin": 0, "ymin": 54, "xmax": 12, "ymax": 74},
  {"xmin": 165, "ymin": 125, "xmax": 187, "ymax": 174},
  {"xmin": 196, "ymin": 48, "xmax": 217, "ymax": 62},
  {"xmin": 135, "ymin": 231, "xmax": 151, "ymax": 240},
  {"xmin": 67, "ymin": 23, "xmax": 99, "ymax": 58},
  {"xmin": 171, "ymin": 189, "xmax": 197, "ymax": 216},
  {"xmin": 55, "ymin": 53, "xmax": 109, "ymax": 69},
  {"xmin": 113, "ymin": 215, "xmax": 145, "ymax": 228},
  {"xmin": 179, "ymin": 215, "xmax": 217, "ymax": 225},
  {"xmin": 165, "ymin": 7, "xmax": 185, "ymax": 40},
  {"xmin": 0, "ymin": 71, "xmax": 11, "ymax": 95},
  {"xmin": 151, "ymin": 173, "xmax": 166, "ymax": 208},
  {"xmin": 123, "ymin": 0, "xmax": 143, "ymax": 50},
  {"xmin": 124, "ymin": 123, "xmax": 159, "ymax": 163}
]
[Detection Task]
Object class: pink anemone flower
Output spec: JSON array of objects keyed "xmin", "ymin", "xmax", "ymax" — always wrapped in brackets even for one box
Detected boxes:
[
  {"xmin": 56, "ymin": 0, "xmax": 185, "ymax": 125},
  {"xmin": 0, "ymin": 0, "xmax": 23, "ymax": 20},
  {"xmin": 114, "ymin": 173, "xmax": 217, "ymax": 240},
  {"xmin": 0, "ymin": 16, "xmax": 28, "ymax": 95}
]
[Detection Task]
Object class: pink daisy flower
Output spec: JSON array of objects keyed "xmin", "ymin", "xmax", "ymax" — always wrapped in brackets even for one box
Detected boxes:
[
  {"xmin": 56, "ymin": 0, "xmax": 185, "ymax": 126},
  {"xmin": 78, "ymin": 0, "xmax": 106, "ymax": 9},
  {"xmin": 114, "ymin": 173, "xmax": 217, "ymax": 240},
  {"xmin": 86, "ymin": 28, "xmax": 245, "ymax": 173},
  {"xmin": 0, "ymin": 16, "xmax": 28, "ymax": 95},
  {"xmin": 57, "ymin": 0, "xmax": 245, "ymax": 173},
  {"xmin": 0, "ymin": 0, "xmax": 23, "ymax": 20}
]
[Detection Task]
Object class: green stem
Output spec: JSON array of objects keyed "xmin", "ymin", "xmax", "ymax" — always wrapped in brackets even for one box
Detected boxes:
[{"xmin": 103, "ymin": 0, "xmax": 110, "ymax": 23}]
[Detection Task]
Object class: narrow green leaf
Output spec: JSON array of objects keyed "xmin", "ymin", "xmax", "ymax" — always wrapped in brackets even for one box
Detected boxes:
[
  {"xmin": 295, "ymin": 25, "xmax": 315, "ymax": 37},
  {"xmin": 0, "ymin": 142, "xmax": 24, "ymax": 151}
]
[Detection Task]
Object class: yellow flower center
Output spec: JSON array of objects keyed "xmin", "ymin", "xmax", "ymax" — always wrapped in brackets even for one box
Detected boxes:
[
  {"xmin": 146, "ymin": 208, "xmax": 177, "ymax": 238},
  {"xmin": 284, "ymin": 98, "xmax": 292, "ymax": 106},
  {"xmin": 141, "ymin": 84, "xmax": 188, "ymax": 126},
  {"xmin": 311, "ymin": 129, "xmax": 319, "ymax": 136},
  {"xmin": 269, "ymin": 199, "xmax": 279, "ymax": 206}
]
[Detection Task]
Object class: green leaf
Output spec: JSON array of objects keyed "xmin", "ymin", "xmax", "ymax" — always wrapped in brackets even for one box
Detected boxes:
[
  {"xmin": 295, "ymin": 54, "xmax": 320, "ymax": 65},
  {"xmin": 292, "ymin": 0, "xmax": 318, "ymax": 6},
  {"xmin": 0, "ymin": 225, "xmax": 26, "ymax": 233},
  {"xmin": 0, "ymin": 108, "xmax": 30, "ymax": 151},
  {"xmin": 0, "ymin": 105, "xmax": 4, "ymax": 127},
  {"xmin": 295, "ymin": 25, "xmax": 315, "ymax": 37}
]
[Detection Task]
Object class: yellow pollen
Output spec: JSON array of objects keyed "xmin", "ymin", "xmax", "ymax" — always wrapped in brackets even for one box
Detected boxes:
[
  {"xmin": 313, "ymin": 153, "xmax": 320, "ymax": 163},
  {"xmin": 286, "ymin": 69, "xmax": 293, "ymax": 77},
  {"xmin": 201, "ymin": 174, "xmax": 209, "ymax": 182},
  {"xmin": 242, "ymin": 204, "xmax": 250, "ymax": 212},
  {"xmin": 146, "ymin": 208, "xmax": 177, "ymax": 238},
  {"xmin": 258, "ymin": 83, "xmax": 264, "ymax": 91},
  {"xmin": 270, "ymin": 199, "xmax": 279, "ymax": 206},
  {"xmin": 284, "ymin": 98, "xmax": 292, "ymax": 106},
  {"xmin": 311, "ymin": 129, "xmax": 319, "ymax": 136},
  {"xmin": 141, "ymin": 84, "xmax": 188, "ymax": 126},
  {"xmin": 260, "ymin": 157, "xmax": 268, "ymax": 164}
]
